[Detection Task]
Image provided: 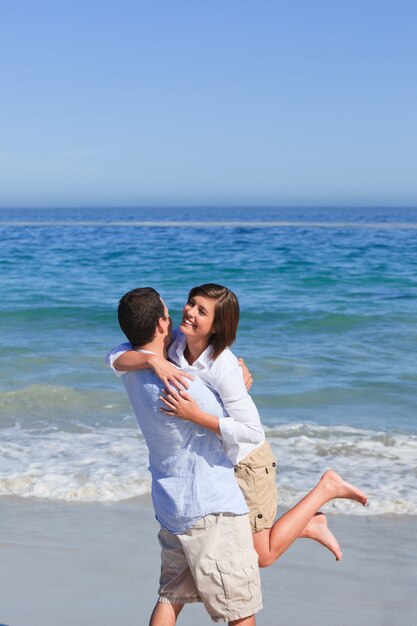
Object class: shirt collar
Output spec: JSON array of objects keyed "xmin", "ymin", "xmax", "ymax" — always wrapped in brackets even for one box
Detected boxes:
[{"xmin": 175, "ymin": 332, "xmax": 213, "ymax": 370}]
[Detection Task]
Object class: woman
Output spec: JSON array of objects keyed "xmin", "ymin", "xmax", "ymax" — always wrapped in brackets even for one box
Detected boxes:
[{"xmin": 113, "ymin": 283, "xmax": 368, "ymax": 566}]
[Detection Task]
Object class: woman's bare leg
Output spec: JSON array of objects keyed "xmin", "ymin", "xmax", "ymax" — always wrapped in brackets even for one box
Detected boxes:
[
  {"xmin": 253, "ymin": 470, "xmax": 367, "ymax": 567},
  {"xmin": 298, "ymin": 512, "xmax": 342, "ymax": 561}
]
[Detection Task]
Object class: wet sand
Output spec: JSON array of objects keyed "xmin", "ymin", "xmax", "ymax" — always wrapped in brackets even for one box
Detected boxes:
[{"xmin": 0, "ymin": 497, "xmax": 416, "ymax": 626}]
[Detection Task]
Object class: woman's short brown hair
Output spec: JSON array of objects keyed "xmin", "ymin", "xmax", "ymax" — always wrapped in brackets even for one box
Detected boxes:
[{"xmin": 187, "ymin": 283, "xmax": 240, "ymax": 360}]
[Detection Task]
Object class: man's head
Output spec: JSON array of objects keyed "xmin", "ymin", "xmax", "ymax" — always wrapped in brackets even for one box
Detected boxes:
[{"xmin": 118, "ymin": 287, "xmax": 170, "ymax": 347}]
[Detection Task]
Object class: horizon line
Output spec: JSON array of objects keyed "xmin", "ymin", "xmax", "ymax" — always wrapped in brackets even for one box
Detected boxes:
[
  {"xmin": 1, "ymin": 205, "xmax": 417, "ymax": 211},
  {"xmin": 2, "ymin": 220, "xmax": 417, "ymax": 230}
]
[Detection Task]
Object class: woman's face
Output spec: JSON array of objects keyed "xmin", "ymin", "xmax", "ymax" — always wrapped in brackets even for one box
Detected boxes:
[{"xmin": 180, "ymin": 294, "xmax": 217, "ymax": 345}]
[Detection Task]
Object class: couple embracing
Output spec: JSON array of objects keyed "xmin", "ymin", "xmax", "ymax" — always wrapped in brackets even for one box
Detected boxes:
[{"xmin": 107, "ymin": 284, "xmax": 368, "ymax": 625}]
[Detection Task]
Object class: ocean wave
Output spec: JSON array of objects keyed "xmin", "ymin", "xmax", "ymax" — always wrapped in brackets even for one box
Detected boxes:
[
  {"xmin": 265, "ymin": 423, "xmax": 417, "ymax": 515},
  {"xmin": 0, "ymin": 384, "xmax": 130, "ymax": 428},
  {"xmin": 0, "ymin": 424, "xmax": 150, "ymax": 502},
  {"xmin": 0, "ymin": 421, "xmax": 416, "ymax": 513}
]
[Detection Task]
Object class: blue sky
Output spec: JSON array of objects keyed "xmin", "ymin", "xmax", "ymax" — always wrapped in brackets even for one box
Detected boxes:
[{"xmin": 1, "ymin": 0, "xmax": 416, "ymax": 208}]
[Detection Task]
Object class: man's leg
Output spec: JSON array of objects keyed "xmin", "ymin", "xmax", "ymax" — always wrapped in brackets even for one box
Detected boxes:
[
  {"xmin": 149, "ymin": 601, "xmax": 183, "ymax": 626},
  {"xmin": 181, "ymin": 514, "xmax": 262, "ymax": 624},
  {"xmin": 156, "ymin": 525, "xmax": 202, "ymax": 623},
  {"xmin": 229, "ymin": 615, "xmax": 256, "ymax": 625},
  {"xmin": 149, "ymin": 600, "xmax": 254, "ymax": 626},
  {"xmin": 149, "ymin": 600, "xmax": 255, "ymax": 626}
]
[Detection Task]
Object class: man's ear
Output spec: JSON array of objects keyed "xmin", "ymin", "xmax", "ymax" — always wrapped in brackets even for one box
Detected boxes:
[{"xmin": 156, "ymin": 316, "xmax": 167, "ymax": 334}]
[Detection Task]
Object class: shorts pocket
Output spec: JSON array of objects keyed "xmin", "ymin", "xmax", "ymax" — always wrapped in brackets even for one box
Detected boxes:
[{"xmin": 216, "ymin": 551, "xmax": 260, "ymax": 602}]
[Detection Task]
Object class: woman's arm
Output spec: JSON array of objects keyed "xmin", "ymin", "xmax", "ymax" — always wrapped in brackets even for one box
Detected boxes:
[
  {"xmin": 160, "ymin": 356, "xmax": 263, "ymax": 445},
  {"xmin": 214, "ymin": 364, "xmax": 265, "ymax": 447},
  {"xmin": 113, "ymin": 350, "xmax": 193, "ymax": 389},
  {"xmin": 160, "ymin": 389, "xmax": 220, "ymax": 435}
]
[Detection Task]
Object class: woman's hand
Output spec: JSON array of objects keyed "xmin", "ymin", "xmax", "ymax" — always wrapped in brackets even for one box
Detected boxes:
[
  {"xmin": 148, "ymin": 355, "xmax": 194, "ymax": 390},
  {"xmin": 160, "ymin": 388, "xmax": 201, "ymax": 421},
  {"xmin": 160, "ymin": 388, "xmax": 221, "ymax": 434},
  {"xmin": 238, "ymin": 357, "xmax": 253, "ymax": 391}
]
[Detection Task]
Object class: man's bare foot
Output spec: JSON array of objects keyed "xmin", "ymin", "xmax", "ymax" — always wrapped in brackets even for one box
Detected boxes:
[
  {"xmin": 320, "ymin": 470, "xmax": 368, "ymax": 506},
  {"xmin": 299, "ymin": 512, "xmax": 342, "ymax": 561}
]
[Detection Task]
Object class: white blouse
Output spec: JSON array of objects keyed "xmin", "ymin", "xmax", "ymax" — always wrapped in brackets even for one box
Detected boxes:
[{"xmin": 168, "ymin": 331, "xmax": 265, "ymax": 464}]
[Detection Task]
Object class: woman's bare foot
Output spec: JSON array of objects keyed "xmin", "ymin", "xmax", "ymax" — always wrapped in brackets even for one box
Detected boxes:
[
  {"xmin": 320, "ymin": 470, "xmax": 368, "ymax": 506},
  {"xmin": 299, "ymin": 512, "xmax": 342, "ymax": 561}
]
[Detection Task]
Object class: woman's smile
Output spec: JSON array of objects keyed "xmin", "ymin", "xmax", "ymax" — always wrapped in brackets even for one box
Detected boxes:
[
  {"xmin": 180, "ymin": 294, "xmax": 216, "ymax": 343},
  {"xmin": 182, "ymin": 316, "xmax": 196, "ymax": 329}
]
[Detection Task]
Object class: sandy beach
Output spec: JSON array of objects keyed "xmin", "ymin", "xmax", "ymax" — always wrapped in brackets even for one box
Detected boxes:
[{"xmin": 0, "ymin": 497, "xmax": 416, "ymax": 626}]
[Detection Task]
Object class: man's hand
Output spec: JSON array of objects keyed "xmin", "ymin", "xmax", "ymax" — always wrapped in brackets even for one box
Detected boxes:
[
  {"xmin": 149, "ymin": 355, "xmax": 194, "ymax": 390},
  {"xmin": 238, "ymin": 357, "xmax": 253, "ymax": 391}
]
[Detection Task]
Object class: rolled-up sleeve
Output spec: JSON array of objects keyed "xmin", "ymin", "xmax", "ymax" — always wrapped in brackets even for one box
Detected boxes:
[
  {"xmin": 216, "ymin": 367, "xmax": 264, "ymax": 447},
  {"xmin": 106, "ymin": 342, "xmax": 132, "ymax": 376}
]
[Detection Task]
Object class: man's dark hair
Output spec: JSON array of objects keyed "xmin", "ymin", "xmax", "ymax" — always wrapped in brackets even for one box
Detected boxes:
[{"xmin": 118, "ymin": 287, "xmax": 166, "ymax": 347}]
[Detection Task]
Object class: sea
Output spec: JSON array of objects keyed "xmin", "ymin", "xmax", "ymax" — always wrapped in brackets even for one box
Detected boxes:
[{"xmin": 1, "ymin": 206, "xmax": 416, "ymax": 515}]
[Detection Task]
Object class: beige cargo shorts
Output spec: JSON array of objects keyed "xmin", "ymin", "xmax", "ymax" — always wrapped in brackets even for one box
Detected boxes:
[
  {"xmin": 158, "ymin": 512, "xmax": 262, "ymax": 623},
  {"xmin": 234, "ymin": 440, "xmax": 278, "ymax": 532}
]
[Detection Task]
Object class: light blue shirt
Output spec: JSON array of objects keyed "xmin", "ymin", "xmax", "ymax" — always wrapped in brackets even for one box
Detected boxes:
[{"xmin": 107, "ymin": 346, "xmax": 248, "ymax": 533}]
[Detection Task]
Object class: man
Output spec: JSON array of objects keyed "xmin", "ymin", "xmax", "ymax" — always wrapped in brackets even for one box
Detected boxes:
[{"xmin": 107, "ymin": 287, "xmax": 262, "ymax": 626}]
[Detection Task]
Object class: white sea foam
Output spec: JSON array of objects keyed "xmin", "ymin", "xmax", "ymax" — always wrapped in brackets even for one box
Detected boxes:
[
  {"xmin": 1, "ymin": 422, "xmax": 416, "ymax": 513},
  {"xmin": 0, "ymin": 424, "xmax": 151, "ymax": 502},
  {"xmin": 266, "ymin": 423, "xmax": 417, "ymax": 515}
]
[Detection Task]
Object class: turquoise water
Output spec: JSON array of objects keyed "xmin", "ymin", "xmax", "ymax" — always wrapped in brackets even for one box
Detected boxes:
[{"xmin": 1, "ymin": 207, "xmax": 416, "ymax": 512}]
